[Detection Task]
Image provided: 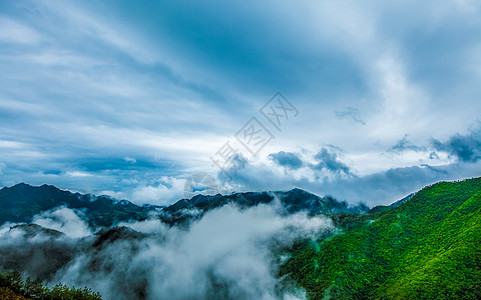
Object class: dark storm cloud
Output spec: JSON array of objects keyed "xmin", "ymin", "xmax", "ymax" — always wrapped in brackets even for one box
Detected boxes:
[
  {"xmin": 432, "ymin": 124, "xmax": 481, "ymax": 162},
  {"xmin": 388, "ymin": 135, "xmax": 423, "ymax": 153},
  {"xmin": 312, "ymin": 148, "xmax": 350, "ymax": 175},
  {"xmin": 269, "ymin": 151, "xmax": 303, "ymax": 170}
]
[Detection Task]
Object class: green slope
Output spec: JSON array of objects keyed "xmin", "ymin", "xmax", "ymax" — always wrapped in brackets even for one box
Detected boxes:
[{"xmin": 280, "ymin": 177, "xmax": 481, "ymax": 299}]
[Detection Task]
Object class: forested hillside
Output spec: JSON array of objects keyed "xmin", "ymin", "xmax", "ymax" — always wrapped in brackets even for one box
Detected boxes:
[{"xmin": 280, "ymin": 177, "xmax": 481, "ymax": 299}]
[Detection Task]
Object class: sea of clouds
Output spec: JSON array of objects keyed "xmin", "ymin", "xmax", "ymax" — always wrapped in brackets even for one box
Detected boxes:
[{"xmin": 0, "ymin": 201, "xmax": 334, "ymax": 300}]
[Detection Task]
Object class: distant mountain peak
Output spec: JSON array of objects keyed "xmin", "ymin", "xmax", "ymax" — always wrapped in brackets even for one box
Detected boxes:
[
  {"xmin": 2, "ymin": 182, "xmax": 32, "ymax": 190},
  {"xmin": 286, "ymin": 187, "xmax": 312, "ymax": 194},
  {"xmin": 0, "ymin": 183, "xmax": 369, "ymax": 228},
  {"xmin": 0, "ymin": 183, "xmax": 156, "ymax": 229},
  {"xmin": 10, "ymin": 223, "xmax": 65, "ymax": 238},
  {"xmin": 162, "ymin": 188, "xmax": 369, "ymax": 226}
]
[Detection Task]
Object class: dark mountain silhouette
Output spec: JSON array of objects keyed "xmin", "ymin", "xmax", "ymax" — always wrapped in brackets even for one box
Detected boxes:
[
  {"xmin": 0, "ymin": 183, "xmax": 158, "ymax": 228},
  {"xmin": 0, "ymin": 183, "xmax": 368, "ymax": 228},
  {"xmin": 161, "ymin": 188, "xmax": 369, "ymax": 225},
  {"xmin": 165, "ymin": 188, "xmax": 368, "ymax": 215}
]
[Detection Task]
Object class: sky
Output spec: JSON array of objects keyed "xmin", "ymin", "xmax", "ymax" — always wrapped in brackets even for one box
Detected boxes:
[{"xmin": 0, "ymin": 0, "xmax": 480, "ymax": 206}]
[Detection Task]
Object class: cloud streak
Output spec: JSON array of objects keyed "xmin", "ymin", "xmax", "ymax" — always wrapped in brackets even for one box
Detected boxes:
[{"xmin": 334, "ymin": 107, "xmax": 366, "ymax": 125}]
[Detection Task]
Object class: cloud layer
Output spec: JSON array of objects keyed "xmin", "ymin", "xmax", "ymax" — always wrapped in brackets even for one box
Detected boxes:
[
  {"xmin": 0, "ymin": 203, "xmax": 333, "ymax": 299},
  {"xmin": 0, "ymin": 0, "xmax": 480, "ymax": 205}
]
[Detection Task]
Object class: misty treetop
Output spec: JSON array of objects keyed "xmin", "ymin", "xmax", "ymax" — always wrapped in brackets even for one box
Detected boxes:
[{"xmin": 0, "ymin": 271, "xmax": 101, "ymax": 300}]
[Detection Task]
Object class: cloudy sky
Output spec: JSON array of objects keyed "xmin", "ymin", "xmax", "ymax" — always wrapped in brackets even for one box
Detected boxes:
[{"xmin": 1, "ymin": 0, "xmax": 480, "ymax": 206}]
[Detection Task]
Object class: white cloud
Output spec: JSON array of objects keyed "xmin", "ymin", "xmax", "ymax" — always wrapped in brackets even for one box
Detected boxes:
[
  {"xmin": 66, "ymin": 171, "xmax": 93, "ymax": 178},
  {"xmin": 453, "ymin": 0, "xmax": 481, "ymax": 14},
  {"xmin": 129, "ymin": 176, "xmax": 186, "ymax": 205},
  {"xmin": 54, "ymin": 202, "xmax": 332, "ymax": 299},
  {"xmin": 0, "ymin": 17, "xmax": 41, "ymax": 44},
  {"xmin": 23, "ymin": 51, "xmax": 100, "ymax": 68},
  {"xmin": 32, "ymin": 207, "xmax": 91, "ymax": 238},
  {"xmin": 123, "ymin": 156, "xmax": 136, "ymax": 163},
  {"xmin": 38, "ymin": 2, "xmax": 158, "ymax": 64},
  {"xmin": 368, "ymin": 55, "xmax": 431, "ymax": 140},
  {"xmin": 0, "ymin": 140, "xmax": 27, "ymax": 149}
]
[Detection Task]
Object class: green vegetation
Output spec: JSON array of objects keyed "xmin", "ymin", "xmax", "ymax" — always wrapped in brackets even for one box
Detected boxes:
[
  {"xmin": 0, "ymin": 271, "xmax": 101, "ymax": 300},
  {"xmin": 280, "ymin": 177, "xmax": 481, "ymax": 299}
]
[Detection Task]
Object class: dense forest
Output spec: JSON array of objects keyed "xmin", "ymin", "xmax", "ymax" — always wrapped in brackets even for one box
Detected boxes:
[
  {"xmin": 0, "ymin": 271, "xmax": 101, "ymax": 300},
  {"xmin": 280, "ymin": 177, "xmax": 481, "ymax": 299}
]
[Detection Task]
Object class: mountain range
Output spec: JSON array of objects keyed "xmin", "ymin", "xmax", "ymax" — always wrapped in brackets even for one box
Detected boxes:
[
  {"xmin": 1, "ymin": 178, "xmax": 481, "ymax": 299},
  {"xmin": 0, "ymin": 183, "xmax": 368, "ymax": 228},
  {"xmin": 0, "ymin": 183, "xmax": 158, "ymax": 228}
]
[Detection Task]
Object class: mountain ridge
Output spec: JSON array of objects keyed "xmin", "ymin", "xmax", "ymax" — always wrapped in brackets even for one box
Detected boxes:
[
  {"xmin": 0, "ymin": 183, "xmax": 157, "ymax": 228},
  {"xmin": 0, "ymin": 182, "xmax": 370, "ymax": 228},
  {"xmin": 2, "ymin": 178, "xmax": 481, "ymax": 299}
]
